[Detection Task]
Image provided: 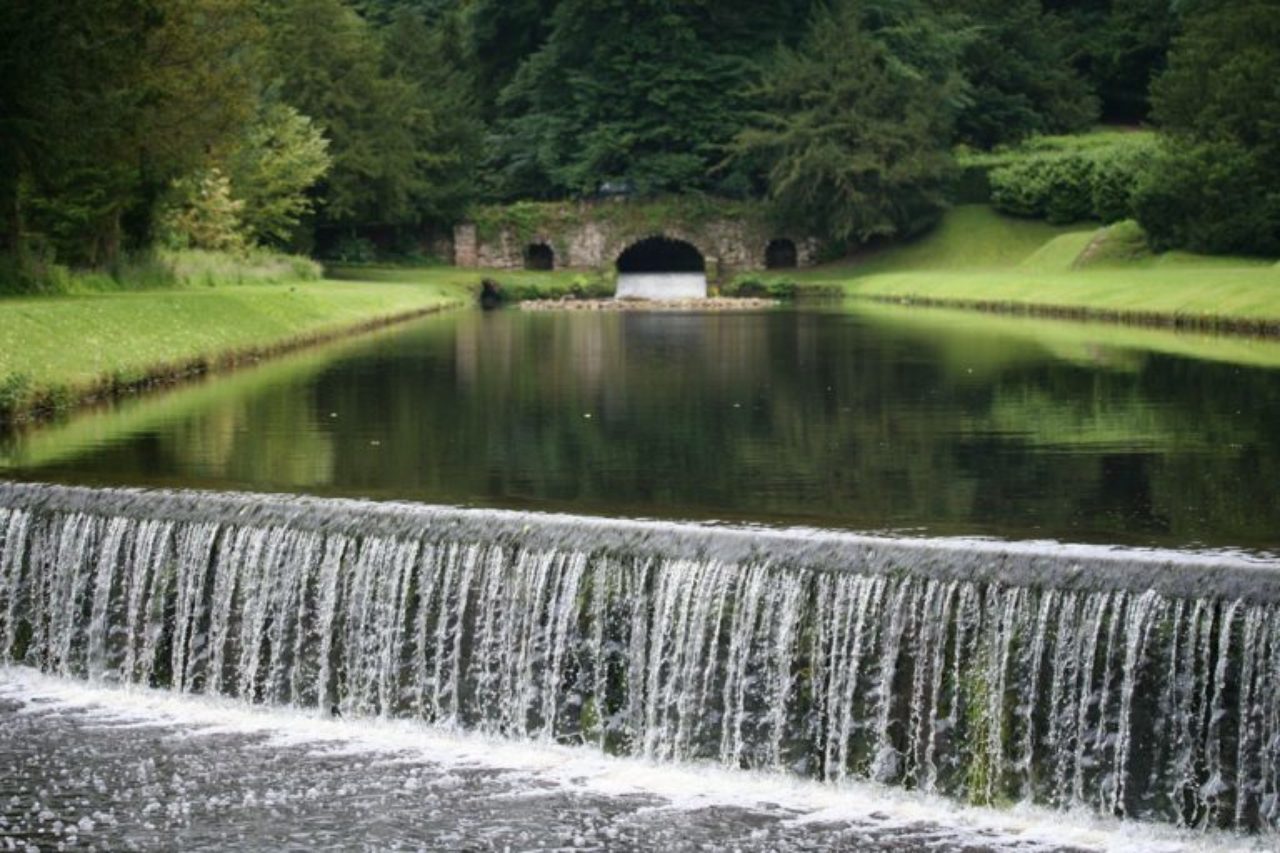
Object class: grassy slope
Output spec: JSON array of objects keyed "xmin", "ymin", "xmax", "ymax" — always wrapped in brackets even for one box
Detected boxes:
[
  {"xmin": 830, "ymin": 207, "xmax": 1089, "ymax": 275},
  {"xmin": 791, "ymin": 206, "xmax": 1280, "ymax": 325},
  {"xmin": 0, "ymin": 278, "xmax": 466, "ymax": 396}
]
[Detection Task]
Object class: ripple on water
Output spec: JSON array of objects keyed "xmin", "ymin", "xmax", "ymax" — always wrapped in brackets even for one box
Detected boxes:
[{"xmin": 1, "ymin": 669, "xmax": 1268, "ymax": 853}]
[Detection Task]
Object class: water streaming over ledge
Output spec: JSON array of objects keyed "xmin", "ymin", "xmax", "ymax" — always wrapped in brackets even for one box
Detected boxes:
[
  {"xmin": 615, "ymin": 271, "xmax": 708, "ymax": 299},
  {"xmin": 1, "ymin": 482, "xmax": 1277, "ymax": 833}
]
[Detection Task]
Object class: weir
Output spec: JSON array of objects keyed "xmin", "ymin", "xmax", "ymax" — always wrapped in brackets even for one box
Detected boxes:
[{"xmin": 1, "ymin": 482, "xmax": 1277, "ymax": 833}]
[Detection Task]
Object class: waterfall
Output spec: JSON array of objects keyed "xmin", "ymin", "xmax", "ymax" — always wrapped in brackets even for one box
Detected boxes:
[
  {"xmin": 615, "ymin": 272, "xmax": 707, "ymax": 300},
  {"xmin": 1, "ymin": 482, "xmax": 1277, "ymax": 832}
]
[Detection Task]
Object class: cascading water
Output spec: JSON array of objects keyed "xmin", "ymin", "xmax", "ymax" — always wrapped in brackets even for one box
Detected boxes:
[{"xmin": 1, "ymin": 482, "xmax": 1277, "ymax": 834}]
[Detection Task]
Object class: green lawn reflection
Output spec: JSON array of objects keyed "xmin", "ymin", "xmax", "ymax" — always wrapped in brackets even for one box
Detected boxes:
[{"xmin": 5, "ymin": 303, "xmax": 1279, "ymax": 552}]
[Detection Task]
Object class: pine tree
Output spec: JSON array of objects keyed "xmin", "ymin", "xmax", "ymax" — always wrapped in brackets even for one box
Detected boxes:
[
  {"xmin": 942, "ymin": 0, "xmax": 1098, "ymax": 148},
  {"xmin": 732, "ymin": 0, "xmax": 964, "ymax": 244},
  {"xmin": 489, "ymin": 0, "xmax": 762, "ymax": 198},
  {"xmin": 1134, "ymin": 0, "xmax": 1280, "ymax": 254}
]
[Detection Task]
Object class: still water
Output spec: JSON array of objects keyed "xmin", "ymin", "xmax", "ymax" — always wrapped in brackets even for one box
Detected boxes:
[{"xmin": 4, "ymin": 302, "xmax": 1280, "ymax": 551}]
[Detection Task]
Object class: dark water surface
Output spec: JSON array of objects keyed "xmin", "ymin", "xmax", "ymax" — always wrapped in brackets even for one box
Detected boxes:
[{"xmin": 4, "ymin": 302, "xmax": 1280, "ymax": 551}]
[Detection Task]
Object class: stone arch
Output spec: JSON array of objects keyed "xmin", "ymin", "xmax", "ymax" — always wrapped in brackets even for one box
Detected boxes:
[
  {"xmin": 765, "ymin": 238, "xmax": 798, "ymax": 270},
  {"xmin": 614, "ymin": 235, "xmax": 708, "ymax": 299},
  {"xmin": 616, "ymin": 236, "xmax": 706, "ymax": 273},
  {"xmin": 524, "ymin": 242, "xmax": 555, "ymax": 271}
]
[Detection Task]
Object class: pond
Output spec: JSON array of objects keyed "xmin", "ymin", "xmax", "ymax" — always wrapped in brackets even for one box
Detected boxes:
[{"xmin": 4, "ymin": 301, "xmax": 1280, "ymax": 553}]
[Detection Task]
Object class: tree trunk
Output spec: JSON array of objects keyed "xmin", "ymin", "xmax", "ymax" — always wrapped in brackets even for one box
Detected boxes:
[{"xmin": 0, "ymin": 168, "xmax": 24, "ymax": 261}]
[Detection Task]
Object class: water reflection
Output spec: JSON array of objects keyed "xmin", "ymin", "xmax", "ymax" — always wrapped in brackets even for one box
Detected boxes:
[{"xmin": 4, "ymin": 304, "xmax": 1280, "ymax": 551}]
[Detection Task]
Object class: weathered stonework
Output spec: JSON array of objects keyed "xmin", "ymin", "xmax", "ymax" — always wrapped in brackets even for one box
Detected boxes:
[
  {"xmin": 453, "ymin": 201, "xmax": 818, "ymax": 275},
  {"xmin": 453, "ymin": 223, "xmax": 478, "ymax": 267}
]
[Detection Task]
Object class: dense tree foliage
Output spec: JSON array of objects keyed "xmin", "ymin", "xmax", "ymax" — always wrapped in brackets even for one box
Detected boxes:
[
  {"xmin": 943, "ymin": 0, "xmax": 1098, "ymax": 148},
  {"xmin": 1134, "ymin": 0, "xmax": 1280, "ymax": 255},
  {"xmin": 261, "ymin": 0, "xmax": 477, "ymax": 234},
  {"xmin": 0, "ymin": 0, "xmax": 474, "ymax": 274},
  {"xmin": 1047, "ymin": 0, "xmax": 1175, "ymax": 123},
  {"xmin": 2, "ymin": 0, "xmax": 1277, "ymax": 271},
  {"xmin": 732, "ymin": 0, "xmax": 963, "ymax": 243},
  {"xmin": 485, "ymin": 0, "xmax": 818, "ymax": 199},
  {"xmin": 1, "ymin": 0, "xmax": 262, "ymax": 265}
]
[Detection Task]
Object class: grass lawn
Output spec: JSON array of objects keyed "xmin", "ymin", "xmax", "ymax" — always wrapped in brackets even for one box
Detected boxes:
[
  {"xmin": 782, "ymin": 206, "xmax": 1280, "ymax": 327},
  {"xmin": 0, "ymin": 277, "xmax": 468, "ymax": 416},
  {"xmin": 841, "ymin": 267, "xmax": 1280, "ymax": 321},
  {"xmin": 821, "ymin": 206, "xmax": 1091, "ymax": 275}
]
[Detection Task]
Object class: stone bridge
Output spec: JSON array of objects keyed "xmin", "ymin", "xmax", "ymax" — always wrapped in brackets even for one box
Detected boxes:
[{"xmin": 452, "ymin": 201, "xmax": 818, "ymax": 278}]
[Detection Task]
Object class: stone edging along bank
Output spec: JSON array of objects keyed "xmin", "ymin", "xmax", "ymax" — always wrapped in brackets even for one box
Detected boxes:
[
  {"xmin": 519, "ymin": 297, "xmax": 780, "ymax": 312},
  {"xmin": 858, "ymin": 293, "xmax": 1280, "ymax": 338},
  {"xmin": 0, "ymin": 301, "xmax": 461, "ymax": 426}
]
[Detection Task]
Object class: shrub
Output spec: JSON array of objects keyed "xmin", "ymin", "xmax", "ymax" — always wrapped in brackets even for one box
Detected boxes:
[
  {"xmin": 1, "ymin": 247, "xmax": 321, "ymax": 296},
  {"xmin": 1132, "ymin": 141, "xmax": 1280, "ymax": 256},
  {"xmin": 1072, "ymin": 220, "xmax": 1151, "ymax": 268},
  {"xmin": 161, "ymin": 248, "xmax": 321, "ymax": 286},
  {"xmin": 727, "ymin": 278, "xmax": 767, "ymax": 298},
  {"xmin": 567, "ymin": 274, "xmax": 613, "ymax": 300},
  {"xmin": 0, "ymin": 248, "xmax": 80, "ymax": 296},
  {"xmin": 0, "ymin": 373, "xmax": 33, "ymax": 419},
  {"xmin": 725, "ymin": 278, "xmax": 799, "ymax": 299},
  {"xmin": 990, "ymin": 153, "xmax": 1093, "ymax": 224},
  {"xmin": 984, "ymin": 134, "xmax": 1156, "ymax": 225},
  {"xmin": 326, "ymin": 235, "xmax": 378, "ymax": 264},
  {"xmin": 111, "ymin": 253, "xmax": 179, "ymax": 290},
  {"xmin": 1090, "ymin": 143, "xmax": 1151, "ymax": 225}
]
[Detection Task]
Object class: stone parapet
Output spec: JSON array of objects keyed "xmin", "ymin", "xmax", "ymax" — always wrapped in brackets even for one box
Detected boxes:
[{"xmin": 453, "ymin": 201, "xmax": 818, "ymax": 276}]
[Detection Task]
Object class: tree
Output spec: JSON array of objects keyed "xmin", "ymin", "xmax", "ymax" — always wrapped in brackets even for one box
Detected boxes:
[
  {"xmin": 160, "ymin": 168, "xmax": 246, "ymax": 251},
  {"xmin": 461, "ymin": 0, "xmax": 560, "ymax": 116},
  {"xmin": 942, "ymin": 0, "xmax": 1098, "ymax": 148},
  {"xmin": 262, "ymin": 0, "xmax": 391, "ymax": 225},
  {"xmin": 488, "ymin": 0, "xmax": 766, "ymax": 199},
  {"xmin": 226, "ymin": 103, "xmax": 331, "ymax": 245},
  {"xmin": 1, "ymin": 0, "xmax": 263, "ymax": 266},
  {"xmin": 380, "ymin": 7, "xmax": 484, "ymax": 224},
  {"xmin": 262, "ymin": 0, "xmax": 476, "ymax": 231},
  {"xmin": 1048, "ymin": 0, "xmax": 1175, "ymax": 123},
  {"xmin": 1134, "ymin": 0, "xmax": 1280, "ymax": 254},
  {"xmin": 732, "ymin": 0, "xmax": 964, "ymax": 244}
]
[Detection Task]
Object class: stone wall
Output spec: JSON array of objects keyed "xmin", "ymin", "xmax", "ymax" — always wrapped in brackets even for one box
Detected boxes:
[{"xmin": 453, "ymin": 202, "xmax": 818, "ymax": 275}]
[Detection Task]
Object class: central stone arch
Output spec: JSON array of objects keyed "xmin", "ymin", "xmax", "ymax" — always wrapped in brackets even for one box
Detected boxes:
[
  {"xmin": 615, "ymin": 236, "xmax": 708, "ymax": 299},
  {"xmin": 617, "ymin": 236, "xmax": 705, "ymax": 273}
]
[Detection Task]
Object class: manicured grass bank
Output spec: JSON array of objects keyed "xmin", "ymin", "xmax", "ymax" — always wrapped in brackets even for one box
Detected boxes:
[
  {"xmin": 786, "ymin": 207, "xmax": 1280, "ymax": 334},
  {"xmin": 0, "ymin": 278, "xmax": 467, "ymax": 420},
  {"xmin": 839, "ymin": 268, "xmax": 1280, "ymax": 332}
]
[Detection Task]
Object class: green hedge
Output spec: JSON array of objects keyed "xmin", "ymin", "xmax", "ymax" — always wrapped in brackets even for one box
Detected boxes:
[{"xmin": 987, "ymin": 135, "xmax": 1156, "ymax": 225}]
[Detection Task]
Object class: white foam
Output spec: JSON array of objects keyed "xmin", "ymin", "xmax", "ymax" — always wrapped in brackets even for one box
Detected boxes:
[
  {"xmin": 1, "ymin": 666, "xmax": 1268, "ymax": 853},
  {"xmin": 616, "ymin": 272, "xmax": 707, "ymax": 300}
]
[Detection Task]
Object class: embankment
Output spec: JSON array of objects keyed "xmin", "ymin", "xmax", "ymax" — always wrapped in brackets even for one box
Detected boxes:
[
  {"xmin": 0, "ymin": 279, "xmax": 467, "ymax": 422},
  {"xmin": 774, "ymin": 207, "xmax": 1280, "ymax": 335}
]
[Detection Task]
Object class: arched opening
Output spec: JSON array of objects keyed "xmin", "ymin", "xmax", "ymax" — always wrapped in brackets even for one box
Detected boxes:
[
  {"xmin": 524, "ymin": 242, "xmax": 555, "ymax": 271},
  {"xmin": 616, "ymin": 237, "xmax": 705, "ymax": 274},
  {"xmin": 765, "ymin": 238, "xmax": 798, "ymax": 270},
  {"xmin": 614, "ymin": 237, "xmax": 707, "ymax": 300}
]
